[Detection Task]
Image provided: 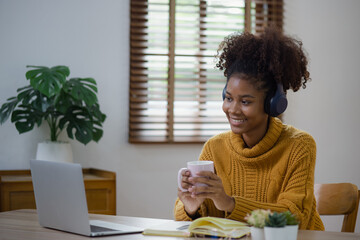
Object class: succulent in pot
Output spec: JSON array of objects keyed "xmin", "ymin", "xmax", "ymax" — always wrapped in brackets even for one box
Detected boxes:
[
  {"xmin": 283, "ymin": 210, "xmax": 299, "ymax": 226},
  {"xmin": 264, "ymin": 211, "xmax": 297, "ymax": 240}
]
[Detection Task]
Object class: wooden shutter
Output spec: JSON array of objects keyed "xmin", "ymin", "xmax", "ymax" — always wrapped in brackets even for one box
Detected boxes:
[{"xmin": 129, "ymin": 0, "xmax": 284, "ymax": 143}]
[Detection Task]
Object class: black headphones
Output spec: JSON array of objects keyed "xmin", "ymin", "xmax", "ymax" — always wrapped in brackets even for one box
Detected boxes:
[{"xmin": 222, "ymin": 82, "xmax": 288, "ymax": 117}]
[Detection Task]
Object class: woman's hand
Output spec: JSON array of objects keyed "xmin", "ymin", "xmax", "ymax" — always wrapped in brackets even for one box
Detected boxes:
[
  {"xmin": 177, "ymin": 170, "xmax": 205, "ymax": 216},
  {"xmin": 188, "ymin": 171, "xmax": 235, "ymax": 213}
]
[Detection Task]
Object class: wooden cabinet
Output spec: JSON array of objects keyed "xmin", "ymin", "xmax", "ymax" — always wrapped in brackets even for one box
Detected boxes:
[{"xmin": 0, "ymin": 168, "xmax": 116, "ymax": 215}]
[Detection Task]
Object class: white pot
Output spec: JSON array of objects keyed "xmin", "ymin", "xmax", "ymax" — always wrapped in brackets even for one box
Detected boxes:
[
  {"xmin": 264, "ymin": 227, "xmax": 287, "ymax": 240},
  {"xmin": 36, "ymin": 141, "xmax": 73, "ymax": 163},
  {"xmin": 250, "ymin": 227, "xmax": 265, "ymax": 240},
  {"xmin": 285, "ymin": 225, "xmax": 299, "ymax": 240}
]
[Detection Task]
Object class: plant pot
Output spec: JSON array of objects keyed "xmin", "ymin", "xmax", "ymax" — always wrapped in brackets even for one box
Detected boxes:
[
  {"xmin": 285, "ymin": 225, "xmax": 298, "ymax": 240},
  {"xmin": 250, "ymin": 226, "xmax": 265, "ymax": 240},
  {"xmin": 264, "ymin": 226, "xmax": 287, "ymax": 240},
  {"xmin": 36, "ymin": 141, "xmax": 73, "ymax": 163}
]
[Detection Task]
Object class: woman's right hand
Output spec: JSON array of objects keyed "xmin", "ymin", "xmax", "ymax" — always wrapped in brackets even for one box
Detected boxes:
[{"xmin": 177, "ymin": 170, "xmax": 205, "ymax": 216}]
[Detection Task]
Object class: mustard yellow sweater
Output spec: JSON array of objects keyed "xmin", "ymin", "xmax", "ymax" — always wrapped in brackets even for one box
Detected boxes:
[{"xmin": 174, "ymin": 117, "xmax": 324, "ymax": 230}]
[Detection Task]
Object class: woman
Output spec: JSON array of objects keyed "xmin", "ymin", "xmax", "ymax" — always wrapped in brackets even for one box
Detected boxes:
[{"xmin": 174, "ymin": 28, "xmax": 324, "ymax": 230}]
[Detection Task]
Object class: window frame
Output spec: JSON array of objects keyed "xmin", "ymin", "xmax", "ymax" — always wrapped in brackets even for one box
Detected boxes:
[{"xmin": 129, "ymin": 0, "xmax": 284, "ymax": 143}]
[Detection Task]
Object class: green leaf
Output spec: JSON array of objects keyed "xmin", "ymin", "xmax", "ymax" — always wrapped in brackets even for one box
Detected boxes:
[
  {"xmin": 65, "ymin": 78, "xmax": 98, "ymax": 106},
  {"xmin": 10, "ymin": 107, "xmax": 43, "ymax": 133},
  {"xmin": 91, "ymin": 126, "xmax": 103, "ymax": 142},
  {"xmin": 59, "ymin": 106, "xmax": 93, "ymax": 145},
  {"xmin": 26, "ymin": 65, "xmax": 70, "ymax": 98},
  {"xmin": 88, "ymin": 103, "xmax": 106, "ymax": 123},
  {"xmin": 16, "ymin": 86, "xmax": 52, "ymax": 113},
  {"xmin": 0, "ymin": 97, "xmax": 19, "ymax": 124}
]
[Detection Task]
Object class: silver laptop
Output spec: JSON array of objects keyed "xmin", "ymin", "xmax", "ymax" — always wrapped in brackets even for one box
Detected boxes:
[{"xmin": 30, "ymin": 159, "xmax": 144, "ymax": 237}]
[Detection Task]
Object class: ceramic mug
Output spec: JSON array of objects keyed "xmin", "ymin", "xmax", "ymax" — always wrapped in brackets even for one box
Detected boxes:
[{"xmin": 177, "ymin": 161, "xmax": 214, "ymax": 192}]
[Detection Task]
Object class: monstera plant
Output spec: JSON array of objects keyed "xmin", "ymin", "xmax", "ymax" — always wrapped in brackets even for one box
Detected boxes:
[{"xmin": 0, "ymin": 65, "xmax": 106, "ymax": 145}]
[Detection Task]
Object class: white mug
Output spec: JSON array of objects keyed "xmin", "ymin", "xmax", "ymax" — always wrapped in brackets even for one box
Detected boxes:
[{"xmin": 177, "ymin": 161, "xmax": 214, "ymax": 192}]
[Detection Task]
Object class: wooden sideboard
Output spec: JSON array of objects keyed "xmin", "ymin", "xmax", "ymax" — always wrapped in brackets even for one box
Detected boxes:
[{"xmin": 0, "ymin": 168, "xmax": 116, "ymax": 215}]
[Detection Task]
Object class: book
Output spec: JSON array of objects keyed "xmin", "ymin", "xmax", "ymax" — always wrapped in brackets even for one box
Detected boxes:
[
  {"xmin": 142, "ymin": 217, "xmax": 250, "ymax": 238},
  {"xmin": 142, "ymin": 220, "xmax": 192, "ymax": 237}
]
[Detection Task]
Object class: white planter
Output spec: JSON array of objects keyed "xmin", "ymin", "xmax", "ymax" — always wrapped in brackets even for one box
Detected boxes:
[
  {"xmin": 250, "ymin": 227, "xmax": 265, "ymax": 240},
  {"xmin": 285, "ymin": 225, "xmax": 299, "ymax": 240},
  {"xmin": 36, "ymin": 141, "xmax": 73, "ymax": 163},
  {"xmin": 264, "ymin": 227, "xmax": 287, "ymax": 240}
]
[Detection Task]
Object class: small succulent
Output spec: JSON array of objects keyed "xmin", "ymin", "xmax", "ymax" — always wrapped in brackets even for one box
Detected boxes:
[
  {"xmin": 283, "ymin": 211, "xmax": 299, "ymax": 225},
  {"xmin": 265, "ymin": 212, "xmax": 287, "ymax": 228},
  {"xmin": 245, "ymin": 209, "xmax": 271, "ymax": 228}
]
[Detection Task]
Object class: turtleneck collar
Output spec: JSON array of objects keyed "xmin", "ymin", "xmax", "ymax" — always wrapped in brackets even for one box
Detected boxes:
[{"xmin": 229, "ymin": 117, "xmax": 283, "ymax": 158}]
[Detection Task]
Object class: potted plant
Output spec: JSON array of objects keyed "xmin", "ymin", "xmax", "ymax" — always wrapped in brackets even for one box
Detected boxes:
[
  {"xmin": 264, "ymin": 211, "xmax": 287, "ymax": 240},
  {"xmin": 0, "ymin": 65, "xmax": 106, "ymax": 162},
  {"xmin": 245, "ymin": 209, "xmax": 271, "ymax": 240},
  {"xmin": 283, "ymin": 210, "xmax": 299, "ymax": 240}
]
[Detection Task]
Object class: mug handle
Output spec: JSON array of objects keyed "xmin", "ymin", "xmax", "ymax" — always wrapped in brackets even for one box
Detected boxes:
[{"xmin": 178, "ymin": 167, "xmax": 189, "ymax": 192}]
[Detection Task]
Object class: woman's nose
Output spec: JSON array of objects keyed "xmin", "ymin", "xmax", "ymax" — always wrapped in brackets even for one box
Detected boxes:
[{"xmin": 228, "ymin": 101, "xmax": 242, "ymax": 114}]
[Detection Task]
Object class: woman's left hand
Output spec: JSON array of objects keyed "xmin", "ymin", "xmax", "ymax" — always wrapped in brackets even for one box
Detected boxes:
[{"xmin": 188, "ymin": 171, "xmax": 235, "ymax": 213}]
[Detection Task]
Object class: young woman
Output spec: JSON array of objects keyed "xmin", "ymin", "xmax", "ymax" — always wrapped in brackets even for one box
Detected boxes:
[{"xmin": 174, "ymin": 28, "xmax": 324, "ymax": 230}]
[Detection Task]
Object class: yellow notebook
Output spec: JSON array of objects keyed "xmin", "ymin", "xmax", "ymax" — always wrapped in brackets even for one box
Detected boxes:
[
  {"xmin": 143, "ymin": 217, "xmax": 250, "ymax": 238},
  {"xmin": 142, "ymin": 220, "xmax": 191, "ymax": 237}
]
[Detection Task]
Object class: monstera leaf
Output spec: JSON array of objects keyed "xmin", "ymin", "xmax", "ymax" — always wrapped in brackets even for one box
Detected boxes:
[
  {"xmin": 26, "ymin": 65, "xmax": 70, "ymax": 98},
  {"xmin": 0, "ymin": 97, "xmax": 18, "ymax": 124},
  {"xmin": 0, "ymin": 85, "xmax": 46, "ymax": 124},
  {"xmin": 11, "ymin": 106, "xmax": 43, "ymax": 133},
  {"xmin": 59, "ymin": 106, "xmax": 96, "ymax": 145},
  {"xmin": 63, "ymin": 78, "xmax": 98, "ymax": 106}
]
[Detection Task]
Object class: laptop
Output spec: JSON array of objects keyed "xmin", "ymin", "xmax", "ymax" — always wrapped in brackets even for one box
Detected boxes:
[{"xmin": 30, "ymin": 159, "xmax": 144, "ymax": 237}]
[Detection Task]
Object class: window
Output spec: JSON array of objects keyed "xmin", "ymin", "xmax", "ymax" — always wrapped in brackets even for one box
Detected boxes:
[{"xmin": 129, "ymin": 0, "xmax": 283, "ymax": 143}]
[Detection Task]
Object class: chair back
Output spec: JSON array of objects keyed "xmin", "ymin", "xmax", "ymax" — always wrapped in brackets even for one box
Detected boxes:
[{"xmin": 314, "ymin": 183, "xmax": 360, "ymax": 232}]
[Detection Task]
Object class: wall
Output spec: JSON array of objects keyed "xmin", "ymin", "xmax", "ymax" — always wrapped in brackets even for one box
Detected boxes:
[
  {"xmin": 0, "ymin": 0, "xmax": 202, "ymax": 220},
  {"xmin": 284, "ymin": 0, "xmax": 360, "ymax": 231},
  {"xmin": 0, "ymin": 0, "xmax": 359, "ymax": 232}
]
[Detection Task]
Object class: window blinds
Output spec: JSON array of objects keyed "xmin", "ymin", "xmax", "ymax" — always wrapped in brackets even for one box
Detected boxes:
[{"xmin": 129, "ymin": 0, "xmax": 283, "ymax": 143}]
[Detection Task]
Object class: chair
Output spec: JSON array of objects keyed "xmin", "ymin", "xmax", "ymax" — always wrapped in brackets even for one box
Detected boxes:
[{"xmin": 314, "ymin": 183, "xmax": 360, "ymax": 232}]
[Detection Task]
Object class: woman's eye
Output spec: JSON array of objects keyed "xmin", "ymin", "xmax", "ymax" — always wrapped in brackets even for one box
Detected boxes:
[
  {"xmin": 242, "ymin": 100, "xmax": 250, "ymax": 105},
  {"xmin": 225, "ymin": 96, "xmax": 232, "ymax": 102}
]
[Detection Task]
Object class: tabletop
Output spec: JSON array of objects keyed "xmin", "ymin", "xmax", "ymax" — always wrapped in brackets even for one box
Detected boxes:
[{"xmin": 0, "ymin": 209, "xmax": 359, "ymax": 240}]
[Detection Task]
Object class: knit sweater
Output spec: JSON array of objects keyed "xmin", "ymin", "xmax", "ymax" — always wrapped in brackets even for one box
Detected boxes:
[{"xmin": 174, "ymin": 117, "xmax": 324, "ymax": 230}]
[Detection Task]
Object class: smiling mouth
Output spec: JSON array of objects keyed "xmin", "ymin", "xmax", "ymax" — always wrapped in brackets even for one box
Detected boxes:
[{"xmin": 230, "ymin": 118, "xmax": 246, "ymax": 124}]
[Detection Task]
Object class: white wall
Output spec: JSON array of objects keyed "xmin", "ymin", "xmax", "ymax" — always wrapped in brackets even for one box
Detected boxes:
[
  {"xmin": 284, "ymin": 0, "xmax": 360, "ymax": 232},
  {"xmin": 0, "ymin": 0, "xmax": 359, "ymax": 232},
  {"xmin": 0, "ymin": 0, "xmax": 203, "ymax": 220}
]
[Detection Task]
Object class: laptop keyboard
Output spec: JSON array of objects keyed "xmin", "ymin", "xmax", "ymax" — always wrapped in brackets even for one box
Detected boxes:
[{"xmin": 90, "ymin": 225, "xmax": 122, "ymax": 232}]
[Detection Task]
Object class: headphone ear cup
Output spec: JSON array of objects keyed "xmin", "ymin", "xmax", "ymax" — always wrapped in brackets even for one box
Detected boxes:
[
  {"xmin": 264, "ymin": 93, "xmax": 272, "ymax": 115},
  {"xmin": 266, "ymin": 83, "xmax": 288, "ymax": 117},
  {"xmin": 222, "ymin": 84, "xmax": 227, "ymax": 101}
]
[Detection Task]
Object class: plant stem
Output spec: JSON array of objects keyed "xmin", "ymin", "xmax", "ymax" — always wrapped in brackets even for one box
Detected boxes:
[{"xmin": 47, "ymin": 116, "xmax": 58, "ymax": 142}]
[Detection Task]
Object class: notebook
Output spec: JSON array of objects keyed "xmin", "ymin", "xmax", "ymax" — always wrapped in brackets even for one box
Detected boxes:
[
  {"xmin": 143, "ymin": 217, "xmax": 250, "ymax": 238},
  {"xmin": 30, "ymin": 159, "xmax": 144, "ymax": 237}
]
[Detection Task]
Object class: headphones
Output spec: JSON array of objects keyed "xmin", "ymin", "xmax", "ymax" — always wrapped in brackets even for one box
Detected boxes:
[{"xmin": 222, "ymin": 82, "xmax": 288, "ymax": 117}]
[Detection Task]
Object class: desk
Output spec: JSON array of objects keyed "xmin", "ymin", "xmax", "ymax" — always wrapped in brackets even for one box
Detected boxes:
[{"xmin": 0, "ymin": 209, "xmax": 359, "ymax": 240}]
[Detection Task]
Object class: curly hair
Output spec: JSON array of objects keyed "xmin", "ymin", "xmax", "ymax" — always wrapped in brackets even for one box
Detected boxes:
[{"xmin": 216, "ymin": 27, "xmax": 310, "ymax": 92}]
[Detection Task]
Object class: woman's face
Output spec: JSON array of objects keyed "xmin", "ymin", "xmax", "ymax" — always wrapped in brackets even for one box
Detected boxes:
[{"xmin": 222, "ymin": 74, "xmax": 269, "ymax": 138}]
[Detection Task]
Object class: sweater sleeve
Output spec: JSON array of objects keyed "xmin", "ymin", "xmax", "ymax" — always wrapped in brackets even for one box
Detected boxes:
[{"xmin": 226, "ymin": 136, "xmax": 318, "ymax": 229}]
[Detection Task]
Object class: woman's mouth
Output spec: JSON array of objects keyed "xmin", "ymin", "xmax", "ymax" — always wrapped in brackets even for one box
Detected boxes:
[{"xmin": 230, "ymin": 117, "xmax": 246, "ymax": 125}]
